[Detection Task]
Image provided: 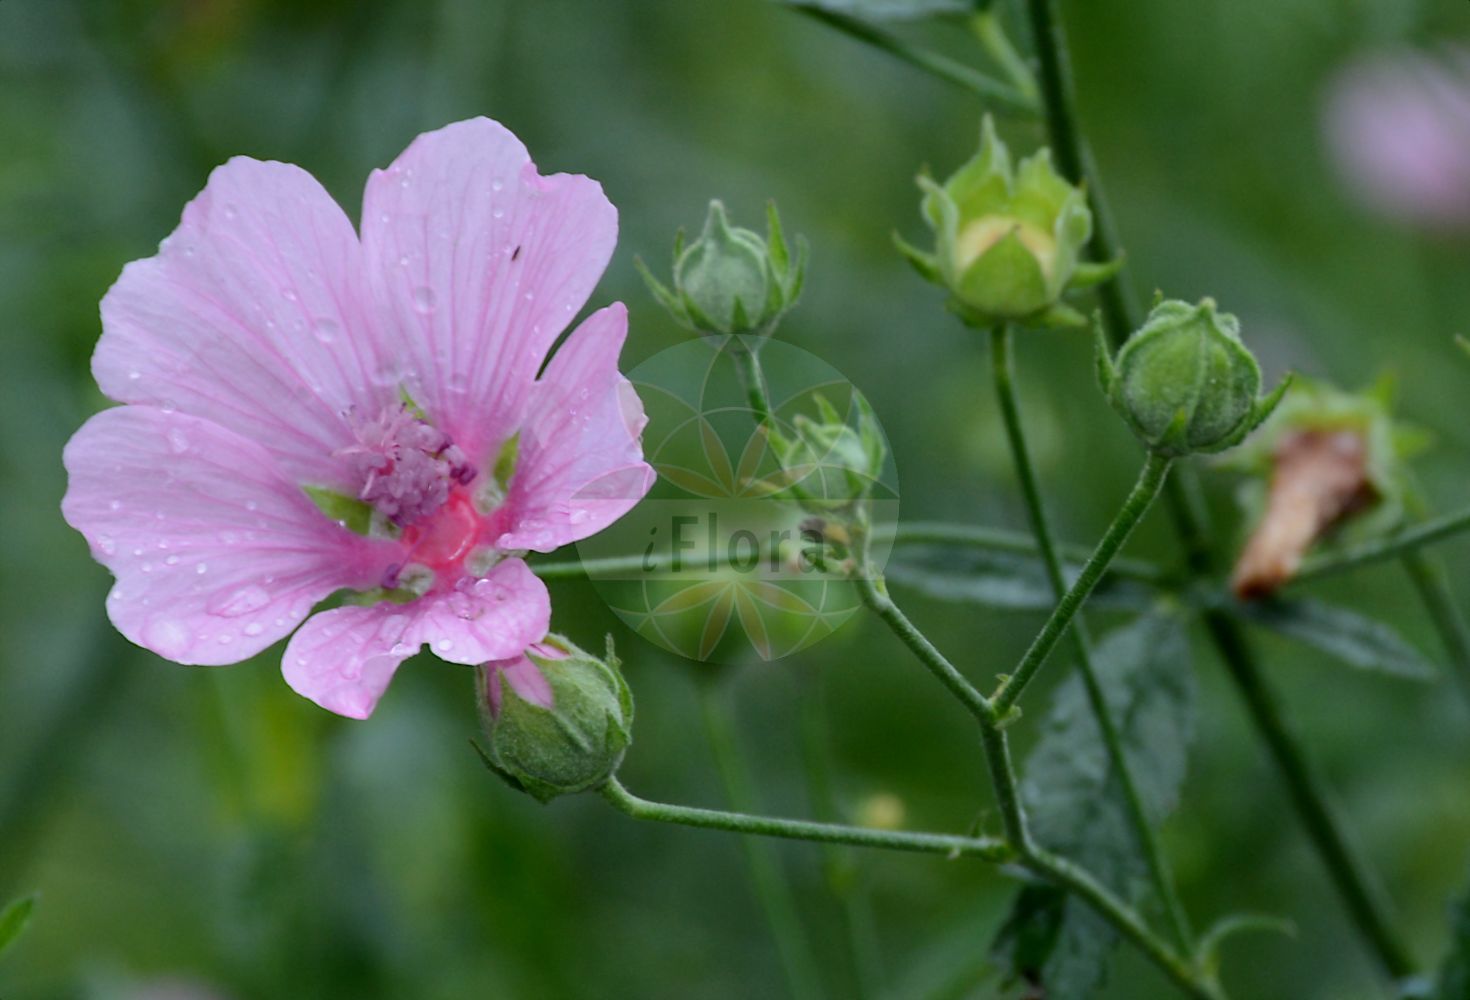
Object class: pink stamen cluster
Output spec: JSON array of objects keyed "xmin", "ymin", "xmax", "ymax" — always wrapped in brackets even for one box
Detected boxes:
[{"xmin": 341, "ymin": 404, "xmax": 476, "ymax": 526}]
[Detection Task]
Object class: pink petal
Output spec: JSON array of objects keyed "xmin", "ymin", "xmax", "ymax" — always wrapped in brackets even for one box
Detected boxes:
[
  {"xmin": 62, "ymin": 406, "xmax": 393, "ymax": 666},
  {"xmin": 360, "ymin": 117, "xmax": 618, "ymax": 467},
  {"xmin": 496, "ymin": 304, "xmax": 654, "ymax": 552},
  {"xmin": 483, "ymin": 655, "xmax": 556, "ymax": 716},
  {"xmin": 281, "ymin": 559, "xmax": 550, "ymax": 718},
  {"xmin": 93, "ymin": 157, "xmax": 393, "ymax": 489}
]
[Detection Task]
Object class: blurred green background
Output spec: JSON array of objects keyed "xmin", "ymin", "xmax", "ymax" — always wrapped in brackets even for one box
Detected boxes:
[{"xmin": 4, "ymin": 1, "xmax": 1470, "ymax": 997}]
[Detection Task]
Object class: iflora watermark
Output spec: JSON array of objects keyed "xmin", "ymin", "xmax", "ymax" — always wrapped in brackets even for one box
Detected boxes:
[{"xmin": 575, "ymin": 337, "xmax": 898, "ymax": 663}]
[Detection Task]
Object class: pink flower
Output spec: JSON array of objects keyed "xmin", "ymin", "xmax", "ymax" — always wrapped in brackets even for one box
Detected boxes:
[
  {"xmin": 62, "ymin": 118, "xmax": 654, "ymax": 719},
  {"xmin": 1324, "ymin": 47, "xmax": 1470, "ymax": 228}
]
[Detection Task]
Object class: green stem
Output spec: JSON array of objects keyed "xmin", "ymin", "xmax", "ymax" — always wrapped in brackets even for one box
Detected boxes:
[
  {"xmin": 852, "ymin": 572, "xmax": 994, "ymax": 724},
  {"xmin": 698, "ymin": 678, "xmax": 827, "ymax": 1000},
  {"xmin": 990, "ymin": 448, "xmax": 1173, "ymax": 713},
  {"xmin": 1199, "ymin": 615, "xmax": 1413, "ymax": 977},
  {"xmin": 529, "ymin": 523, "xmax": 1173, "ymax": 585},
  {"xmin": 601, "ymin": 776, "xmax": 1011, "ymax": 861},
  {"xmin": 968, "ymin": 10, "xmax": 1038, "ymax": 101},
  {"xmin": 731, "ymin": 340, "xmax": 776, "ymax": 429},
  {"xmin": 788, "ymin": 6, "xmax": 1039, "ymax": 117},
  {"xmin": 1400, "ymin": 549, "xmax": 1470, "ymax": 705},
  {"xmin": 988, "ymin": 325, "xmax": 1192, "ymax": 949},
  {"xmin": 1022, "ymin": 0, "xmax": 1416, "ymax": 976},
  {"xmin": 1293, "ymin": 506, "xmax": 1470, "ymax": 584}
]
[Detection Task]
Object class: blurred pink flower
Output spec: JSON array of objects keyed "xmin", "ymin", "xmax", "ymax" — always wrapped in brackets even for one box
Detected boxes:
[
  {"xmin": 1324, "ymin": 47, "xmax": 1470, "ymax": 227},
  {"xmin": 63, "ymin": 118, "xmax": 653, "ymax": 719}
]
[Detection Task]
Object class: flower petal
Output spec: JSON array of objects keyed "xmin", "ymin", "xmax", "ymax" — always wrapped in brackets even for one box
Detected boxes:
[
  {"xmin": 496, "ymin": 304, "xmax": 654, "ymax": 552},
  {"xmin": 361, "ymin": 117, "xmax": 618, "ymax": 466},
  {"xmin": 281, "ymin": 558, "xmax": 550, "ymax": 719},
  {"xmin": 62, "ymin": 406, "xmax": 393, "ymax": 666},
  {"xmin": 93, "ymin": 157, "xmax": 391, "ymax": 488}
]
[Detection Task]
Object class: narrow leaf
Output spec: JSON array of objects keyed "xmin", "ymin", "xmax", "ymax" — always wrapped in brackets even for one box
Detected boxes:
[
  {"xmin": 886, "ymin": 545, "xmax": 1159, "ymax": 614},
  {"xmin": 0, "ymin": 894, "xmax": 37, "ymax": 959},
  {"xmin": 1436, "ymin": 875, "xmax": 1470, "ymax": 999},
  {"xmin": 1232, "ymin": 597, "xmax": 1438, "ymax": 681},
  {"xmin": 782, "ymin": 0, "xmax": 970, "ymax": 21}
]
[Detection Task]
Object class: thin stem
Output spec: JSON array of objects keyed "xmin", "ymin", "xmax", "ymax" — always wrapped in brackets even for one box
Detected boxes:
[
  {"xmin": 1293, "ymin": 505, "xmax": 1470, "ymax": 584},
  {"xmin": 990, "ymin": 449, "xmax": 1173, "ymax": 713},
  {"xmin": 852, "ymin": 572, "xmax": 994, "ymax": 724},
  {"xmin": 988, "ymin": 325, "xmax": 1192, "ymax": 949},
  {"xmin": 529, "ymin": 523, "xmax": 1173, "ymax": 585},
  {"xmin": 1023, "ymin": 0, "xmax": 1416, "ymax": 975},
  {"xmin": 731, "ymin": 340, "xmax": 776, "ymax": 428},
  {"xmin": 1400, "ymin": 549, "xmax": 1470, "ymax": 705},
  {"xmin": 1199, "ymin": 615, "xmax": 1414, "ymax": 976},
  {"xmin": 698, "ymin": 678, "xmax": 827, "ymax": 1000},
  {"xmin": 601, "ymin": 776, "xmax": 1011, "ymax": 861},
  {"xmin": 788, "ymin": 6, "xmax": 1039, "ymax": 117}
]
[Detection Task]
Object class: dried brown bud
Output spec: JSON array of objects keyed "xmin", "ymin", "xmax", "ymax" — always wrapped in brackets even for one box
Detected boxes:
[{"xmin": 1231, "ymin": 429, "xmax": 1378, "ymax": 599}]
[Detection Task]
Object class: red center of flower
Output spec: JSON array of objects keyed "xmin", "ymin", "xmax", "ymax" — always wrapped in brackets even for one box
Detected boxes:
[{"xmin": 401, "ymin": 490, "xmax": 483, "ymax": 571}]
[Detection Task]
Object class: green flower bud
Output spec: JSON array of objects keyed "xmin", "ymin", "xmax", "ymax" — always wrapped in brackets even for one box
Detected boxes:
[
  {"xmin": 475, "ymin": 635, "xmax": 633, "ymax": 803},
  {"xmin": 899, "ymin": 116, "xmax": 1113, "ymax": 329},
  {"xmin": 1097, "ymin": 298, "xmax": 1289, "ymax": 457},
  {"xmin": 638, "ymin": 200, "xmax": 807, "ymax": 338},
  {"xmin": 770, "ymin": 392, "xmax": 885, "ymax": 514}
]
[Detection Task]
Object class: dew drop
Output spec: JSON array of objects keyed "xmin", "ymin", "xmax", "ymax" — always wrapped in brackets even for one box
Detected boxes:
[
  {"xmin": 223, "ymin": 204, "xmax": 238, "ymax": 220},
  {"xmin": 243, "ymin": 622, "xmax": 265, "ymax": 637},
  {"xmin": 96, "ymin": 535, "xmax": 116, "ymax": 555},
  {"xmin": 435, "ymin": 638, "xmax": 455, "ymax": 652},
  {"xmin": 282, "ymin": 288, "xmax": 299, "ymax": 302},
  {"xmin": 196, "ymin": 563, "xmax": 208, "ymax": 575},
  {"xmin": 143, "ymin": 618, "xmax": 191, "ymax": 657},
  {"xmin": 491, "ymin": 179, "xmax": 504, "ymax": 192},
  {"xmin": 492, "ymin": 208, "xmax": 505, "ymax": 220},
  {"xmin": 208, "ymin": 585, "xmax": 270, "ymax": 618},
  {"xmin": 165, "ymin": 555, "xmax": 180, "ymax": 566},
  {"xmin": 412, "ymin": 286, "xmax": 437, "ymax": 314},
  {"xmin": 167, "ymin": 428, "xmax": 189, "ymax": 454},
  {"xmin": 312, "ymin": 318, "xmax": 340, "ymax": 344},
  {"xmin": 128, "ymin": 369, "xmax": 142, "ymax": 381},
  {"xmin": 109, "ymin": 499, "xmax": 123, "ymax": 511}
]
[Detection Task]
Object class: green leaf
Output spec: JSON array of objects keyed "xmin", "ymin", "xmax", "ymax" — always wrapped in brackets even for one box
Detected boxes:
[
  {"xmin": 303, "ymin": 485, "xmax": 374, "ymax": 536},
  {"xmin": 0, "ymin": 894, "xmax": 36, "ymax": 959},
  {"xmin": 781, "ymin": 0, "xmax": 971, "ymax": 21},
  {"xmin": 885, "ymin": 545, "xmax": 1159, "ymax": 614},
  {"xmin": 1231, "ymin": 597, "xmax": 1438, "ymax": 681},
  {"xmin": 991, "ymin": 613, "xmax": 1196, "ymax": 996},
  {"xmin": 1435, "ymin": 874, "xmax": 1470, "ymax": 998}
]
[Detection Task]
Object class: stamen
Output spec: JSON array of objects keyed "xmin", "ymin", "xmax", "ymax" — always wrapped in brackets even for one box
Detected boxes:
[{"xmin": 339, "ymin": 404, "xmax": 477, "ymax": 525}]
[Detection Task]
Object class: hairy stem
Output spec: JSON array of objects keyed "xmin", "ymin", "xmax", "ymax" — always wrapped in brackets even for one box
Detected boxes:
[
  {"xmin": 601, "ymin": 776, "xmax": 1011, "ymax": 860},
  {"xmin": 988, "ymin": 324, "xmax": 1192, "ymax": 949},
  {"xmin": 990, "ymin": 448, "xmax": 1173, "ymax": 713},
  {"xmin": 1023, "ymin": 0, "xmax": 1415, "ymax": 975},
  {"xmin": 698, "ymin": 678, "xmax": 826, "ymax": 1000}
]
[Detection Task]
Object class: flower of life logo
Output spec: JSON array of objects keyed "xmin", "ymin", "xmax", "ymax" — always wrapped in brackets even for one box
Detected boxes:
[{"xmin": 576, "ymin": 337, "xmax": 899, "ymax": 664}]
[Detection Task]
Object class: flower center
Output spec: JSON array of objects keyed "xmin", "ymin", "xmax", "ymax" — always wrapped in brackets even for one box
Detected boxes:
[
  {"xmin": 341, "ymin": 403, "xmax": 476, "ymax": 526},
  {"xmin": 401, "ymin": 490, "xmax": 483, "ymax": 571}
]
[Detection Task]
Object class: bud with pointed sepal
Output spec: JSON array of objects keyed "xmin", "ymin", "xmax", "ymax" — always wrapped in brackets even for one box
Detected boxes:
[
  {"xmin": 1097, "ymin": 298, "xmax": 1289, "ymax": 458},
  {"xmin": 898, "ymin": 116, "xmax": 1117, "ymax": 329},
  {"xmin": 638, "ymin": 200, "xmax": 807, "ymax": 339},
  {"xmin": 768, "ymin": 392, "xmax": 885, "ymax": 516},
  {"xmin": 475, "ymin": 635, "xmax": 633, "ymax": 803}
]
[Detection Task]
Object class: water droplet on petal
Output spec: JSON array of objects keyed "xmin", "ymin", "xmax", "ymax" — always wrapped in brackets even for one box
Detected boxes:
[
  {"xmin": 491, "ymin": 179, "xmax": 504, "ymax": 192},
  {"xmin": 109, "ymin": 499, "xmax": 123, "ymax": 511},
  {"xmin": 243, "ymin": 622, "xmax": 265, "ymax": 637},
  {"xmin": 128, "ymin": 370, "xmax": 142, "ymax": 381},
  {"xmin": 435, "ymin": 638, "xmax": 455, "ymax": 652},
  {"xmin": 196, "ymin": 563, "xmax": 208, "ymax": 575},
  {"xmin": 207, "ymin": 585, "xmax": 271, "ymax": 618},
  {"xmin": 167, "ymin": 428, "xmax": 189, "ymax": 454},
  {"xmin": 312, "ymin": 318, "xmax": 340, "ymax": 344},
  {"xmin": 143, "ymin": 618, "xmax": 191, "ymax": 658},
  {"xmin": 412, "ymin": 286, "xmax": 437, "ymax": 314}
]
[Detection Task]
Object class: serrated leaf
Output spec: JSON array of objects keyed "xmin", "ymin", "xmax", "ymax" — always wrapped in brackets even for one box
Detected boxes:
[
  {"xmin": 0, "ymin": 894, "xmax": 36, "ymax": 959},
  {"xmin": 1436, "ymin": 875, "xmax": 1470, "ymax": 999},
  {"xmin": 782, "ymin": 0, "xmax": 971, "ymax": 21},
  {"xmin": 991, "ymin": 614, "xmax": 1196, "ymax": 997},
  {"xmin": 885, "ymin": 545, "xmax": 1158, "ymax": 613},
  {"xmin": 1231, "ymin": 597, "xmax": 1438, "ymax": 681}
]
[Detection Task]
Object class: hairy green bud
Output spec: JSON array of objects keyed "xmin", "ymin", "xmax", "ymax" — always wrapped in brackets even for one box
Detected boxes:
[
  {"xmin": 1097, "ymin": 298, "xmax": 1289, "ymax": 457},
  {"xmin": 638, "ymin": 200, "xmax": 807, "ymax": 338},
  {"xmin": 770, "ymin": 392, "xmax": 885, "ymax": 514},
  {"xmin": 475, "ymin": 635, "xmax": 633, "ymax": 803}
]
